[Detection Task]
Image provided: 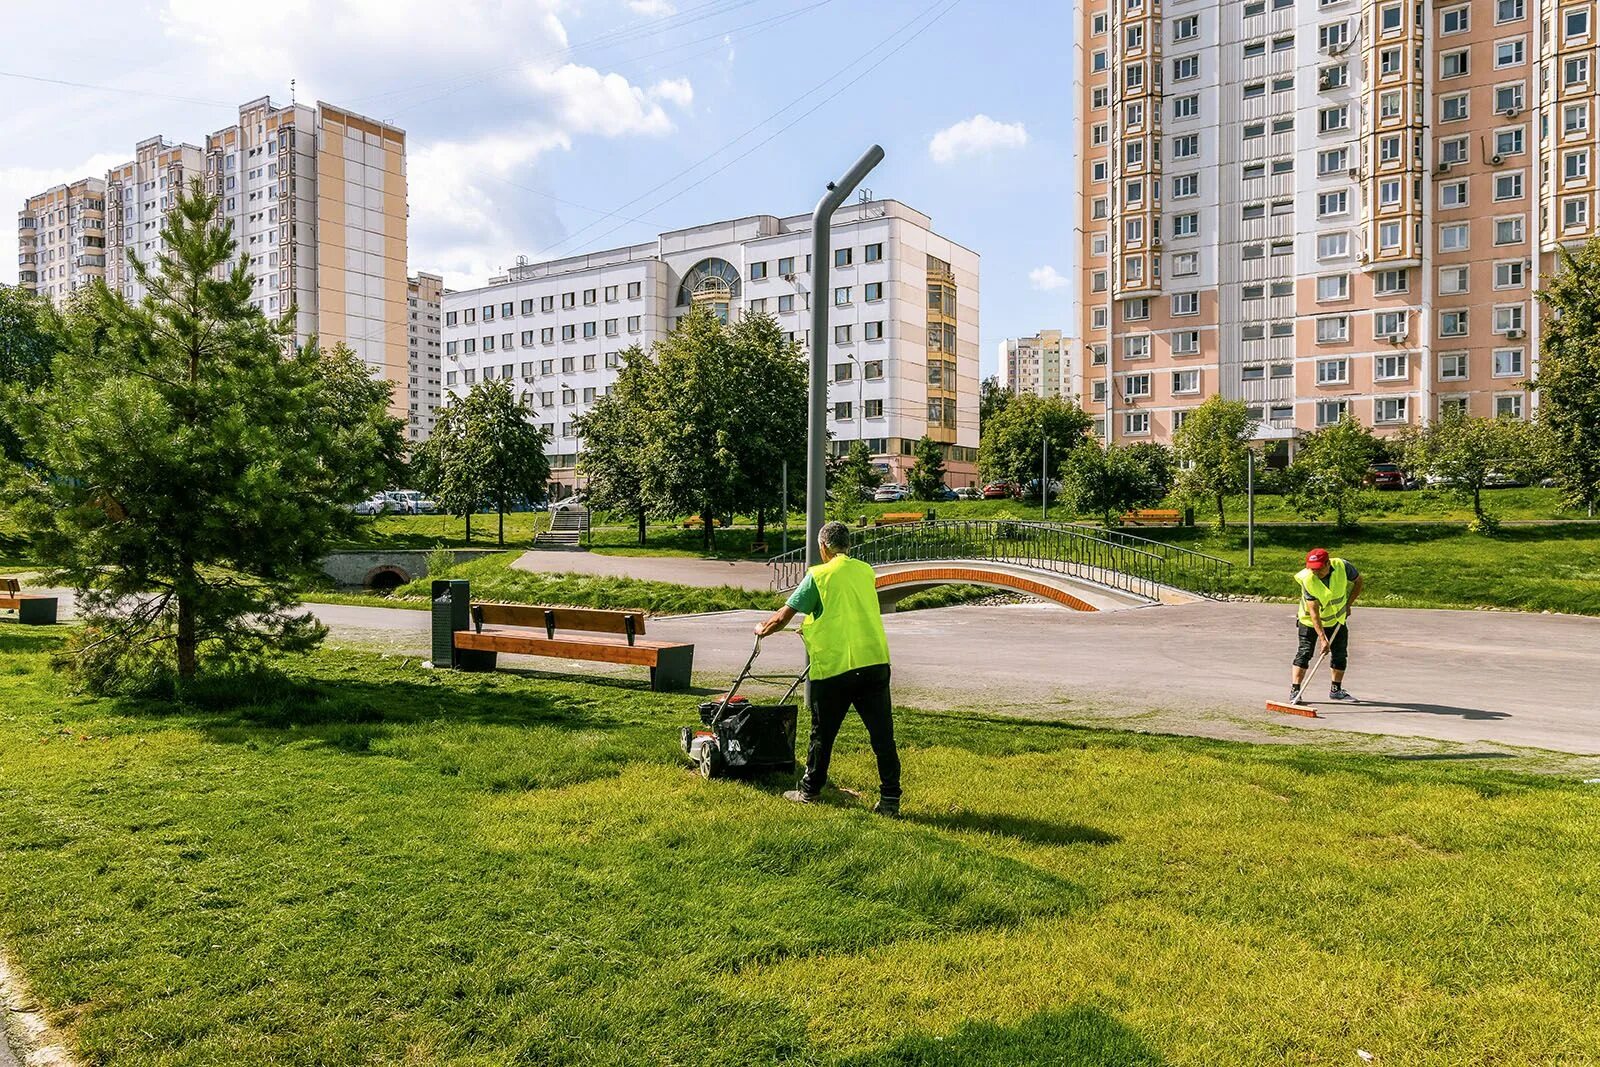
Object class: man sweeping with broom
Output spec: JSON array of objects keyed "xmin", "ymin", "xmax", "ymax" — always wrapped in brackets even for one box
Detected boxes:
[{"xmin": 1287, "ymin": 547, "xmax": 1364, "ymax": 707}]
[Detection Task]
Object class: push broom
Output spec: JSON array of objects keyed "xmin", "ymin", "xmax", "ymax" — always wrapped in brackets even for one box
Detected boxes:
[{"xmin": 1264, "ymin": 622, "xmax": 1344, "ymax": 719}]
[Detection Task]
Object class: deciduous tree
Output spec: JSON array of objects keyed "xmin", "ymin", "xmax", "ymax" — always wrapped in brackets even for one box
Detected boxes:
[
  {"xmin": 1060, "ymin": 440, "xmax": 1173, "ymax": 526},
  {"xmin": 575, "ymin": 345, "xmax": 654, "ymax": 545},
  {"xmin": 1397, "ymin": 411, "xmax": 1543, "ymax": 533},
  {"xmin": 423, "ymin": 379, "xmax": 550, "ymax": 547},
  {"xmin": 1172, "ymin": 395, "xmax": 1257, "ymax": 529},
  {"xmin": 907, "ymin": 436, "xmax": 948, "ymax": 500},
  {"xmin": 1535, "ymin": 241, "xmax": 1600, "ymax": 515},
  {"xmin": 1285, "ymin": 415, "xmax": 1379, "ymax": 528},
  {"xmin": 977, "ymin": 393, "xmax": 1092, "ymax": 489}
]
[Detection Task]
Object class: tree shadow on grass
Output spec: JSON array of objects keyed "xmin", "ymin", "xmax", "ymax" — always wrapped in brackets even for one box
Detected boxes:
[
  {"xmin": 905, "ymin": 810, "xmax": 1120, "ymax": 847},
  {"xmin": 833, "ymin": 1005, "xmax": 1164, "ymax": 1066}
]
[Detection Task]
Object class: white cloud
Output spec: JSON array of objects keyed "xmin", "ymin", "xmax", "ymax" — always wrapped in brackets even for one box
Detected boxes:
[
  {"xmin": 521, "ymin": 64, "xmax": 684, "ymax": 138},
  {"xmin": 1029, "ymin": 265, "xmax": 1069, "ymax": 291},
  {"xmin": 928, "ymin": 114, "xmax": 1028, "ymax": 164},
  {"xmin": 650, "ymin": 78, "xmax": 695, "ymax": 109},
  {"xmin": 629, "ymin": 0, "xmax": 677, "ymax": 14}
]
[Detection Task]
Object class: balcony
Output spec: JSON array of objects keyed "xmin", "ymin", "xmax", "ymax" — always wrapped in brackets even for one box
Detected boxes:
[
  {"xmin": 18, "ymin": 271, "xmax": 38, "ymax": 285},
  {"xmin": 19, "ymin": 252, "xmax": 35, "ymax": 266},
  {"xmin": 74, "ymin": 254, "xmax": 106, "ymax": 269},
  {"xmin": 17, "ymin": 217, "xmax": 36, "ymax": 230}
]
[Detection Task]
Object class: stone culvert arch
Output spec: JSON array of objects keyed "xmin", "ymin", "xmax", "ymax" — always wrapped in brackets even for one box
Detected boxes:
[{"xmin": 363, "ymin": 565, "xmax": 411, "ymax": 592}]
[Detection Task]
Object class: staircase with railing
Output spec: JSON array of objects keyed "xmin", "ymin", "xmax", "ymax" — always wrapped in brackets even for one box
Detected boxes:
[
  {"xmin": 533, "ymin": 506, "xmax": 590, "ymax": 549},
  {"xmin": 768, "ymin": 520, "xmax": 1233, "ymax": 603}
]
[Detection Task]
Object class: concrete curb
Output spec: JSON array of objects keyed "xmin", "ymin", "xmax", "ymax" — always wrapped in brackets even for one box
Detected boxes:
[{"xmin": 0, "ymin": 948, "xmax": 74, "ymax": 1067}]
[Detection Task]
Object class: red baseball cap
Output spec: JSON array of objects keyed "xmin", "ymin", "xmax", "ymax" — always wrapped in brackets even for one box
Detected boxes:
[{"xmin": 1306, "ymin": 548, "xmax": 1330, "ymax": 568}]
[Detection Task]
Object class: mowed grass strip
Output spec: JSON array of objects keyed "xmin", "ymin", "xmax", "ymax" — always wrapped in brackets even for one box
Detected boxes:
[{"xmin": 2, "ymin": 628, "xmax": 1599, "ymax": 1064}]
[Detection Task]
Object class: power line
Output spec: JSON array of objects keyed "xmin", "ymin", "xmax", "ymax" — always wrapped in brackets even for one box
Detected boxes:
[
  {"xmin": 0, "ymin": 70, "xmax": 234, "ymax": 109},
  {"xmin": 533, "ymin": 0, "xmax": 967, "ymax": 261}
]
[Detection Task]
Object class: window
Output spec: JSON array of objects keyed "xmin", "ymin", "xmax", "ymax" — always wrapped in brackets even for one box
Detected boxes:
[
  {"xmin": 1380, "ymin": 179, "xmax": 1402, "ymax": 207},
  {"xmin": 1380, "ymin": 91, "xmax": 1402, "ymax": 119},
  {"xmin": 1242, "ymin": 365, "xmax": 1266, "ymax": 382},
  {"xmin": 864, "ymin": 360, "xmax": 883, "ymax": 380},
  {"xmin": 834, "ymin": 362, "xmax": 854, "ymax": 382},
  {"xmin": 1566, "ymin": 104, "xmax": 1590, "ymax": 138},
  {"xmin": 864, "ymin": 281, "xmax": 883, "ymax": 302},
  {"xmin": 1440, "ymin": 222, "xmax": 1470, "ymax": 251},
  {"xmin": 865, "ymin": 399, "xmax": 884, "ymax": 419},
  {"xmin": 1174, "ymin": 14, "xmax": 1199, "ymax": 40},
  {"xmin": 1123, "ymin": 373, "xmax": 1152, "ymax": 398},
  {"xmin": 1495, "ymin": 84, "xmax": 1525, "ymax": 114},
  {"xmin": 834, "ymin": 324, "xmax": 852, "ymax": 343},
  {"xmin": 541, "ymin": 327, "xmax": 555, "ymax": 344},
  {"xmin": 1375, "ymin": 269, "xmax": 1409, "ymax": 294},
  {"xmin": 1567, "ymin": 6, "xmax": 1589, "ymax": 39},
  {"xmin": 1440, "ymin": 181, "xmax": 1468, "ymax": 208},
  {"xmin": 1244, "ymin": 41, "xmax": 1265, "ymax": 59},
  {"xmin": 561, "ymin": 292, "xmax": 576, "ymax": 309},
  {"xmin": 1375, "ymin": 397, "xmax": 1409, "ymax": 424},
  {"xmin": 1173, "ymin": 213, "xmax": 1200, "ymax": 237},
  {"xmin": 1494, "ymin": 172, "xmax": 1524, "ymax": 200},
  {"xmin": 1495, "ymin": 39, "xmax": 1525, "ymax": 67},
  {"xmin": 1379, "ymin": 3, "xmax": 1401, "ymax": 31},
  {"xmin": 749, "ymin": 261, "xmax": 767, "ymax": 280},
  {"xmin": 834, "ymin": 247, "xmax": 852, "ymax": 267},
  {"xmin": 1173, "ymin": 331, "xmax": 1200, "ymax": 355},
  {"xmin": 1439, "ymin": 352, "xmax": 1469, "ymax": 380},
  {"xmin": 1317, "ymin": 358, "xmax": 1350, "ymax": 384},
  {"xmin": 1173, "ymin": 252, "xmax": 1199, "ymax": 276},
  {"xmin": 1124, "ymin": 298, "xmax": 1151, "ymax": 321},
  {"xmin": 1496, "ymin": 393, "xmax": 1525, "ymax": 419},
  {"xmin": 1442, "ymin": 49, "xmax": 1469, "ymax": 78},
  {"xmin": 1320, "ymin": 22, "xmax": 1349, "ymax": 49},
  {"xmin": 1375, "ymin": 353, "xmax": 1408, "ymax": 380},
  {"xmin": 1496, "ymin": 127, "xmax": 1525, "ymax": 156},
  {"xmin": 605, "ymin": 351, "xmax": 621, "ymax": 368},
  {"xmin": 582, "ymin": 321, "xmax": 596, "ymax": 339},
  {"xmin": 864, "ymin": 242, "xmax": 883, "ymax": 262},
  {"xmin": 1172, "ymin": 292, "xmax": 1199, "ymax": 315},
  {"xmin": 1317, "ymin": 316, "xmax": 1349, "ymax": 343},
  {"xmin": 1495, "ymin": 261, "xmax": 1525, "ymax": 289},
  {"xmin": 1369, "ymin": 308, "xmax": 1408, "ymax": 337},
  {"xmin": 463, "ymin": 308, "xmax": 476, "ymax": 325},
  {"xmin": 1565, "ymin": 196, "xmax": 1590, "ymax": 229},
  {"xmin": 605, "ymin": 318, "xmax": 619, "ymax": 336},
  {"xmin": 1380, "ymin": 135, "xmax": 1403, "ymax": 163},
  {"xmin": 1124, "ymin": 412, "xmax": 1151, "ymax": 436},
  {"xmin": 1128, "ymin": 24, "xmax": 1145, "ymax": 49},
  {"xmin": 1440, "ymin": 136, "xmax": 1468, "ymax": 164},
  {"xmin": 864, "ymin": 321, "xmax": 884, "ymax": 341},
  {"xmin": 1567, "ymin": 56, "xmax": 1590, "ymax": 86},
  {"xmin": 541, "ymin": 359, "xmax": 554, "ymax": 375},
  {"xmin": 1497, "ymin": 0, "xmax": 1524, "ymax": 21},
  {"xmin": 1567, "ymin": 150, "xmax": 1591, "ymax": 182},
  {"xmin": 605, "ymin": 285, "xmax": 618, "ymax": 302},
  {"xmin": 520, "ymin": 298, "xmax": 535, "ymax": 316},
  {"xmin": 1172, "ymin": 369, "xmax": 1200, "ymax": 394},
  {"xmin": 627, "ymin": 315, "xmax": 642, "ymax": 332},
  {"xmin": 1172, "ymin": 174, "xmax": 1198, "ymax": 198},
  {"xmin": 1489, "ymin": 218, "xmax": 1523, "ymax": 248},
  {"xmin": 521, "ymin": 330, "xmax": 535, "ymax": 347},
  {"xmin": 1124, "ymin": 336, "xmax": 1151, "ymax": 360},
  {"xmin": 1317, "ymin": 400, "xmax": 1350, "ymax": 426},
  {"xmin": 1317, "ymin": 274, "xmax": 1349, "ymax": 301},
  {"xmin": 1173, "ymin": 55, "xmax": 1199, "ymax": 80},
  {"xmin": 834, "ymin": 286, "xmax": 851, "ymax": 306},
  {"xmin": 1441, "ymin": 4, "xmax": 1469, "ymax": 33},
  {"xmin": 1493, "ymin": 305, "xmax": 1525, "ymax": 334},
  {"xmin": 541, "ymin": 295, "xmax": 555, "ymax": 312},
  {"xmin": 1244, "ymin": 81, "xmax": 1266, "ymax": 99},
  {"xmin": 1173, "ymin": 134, "xmax": 1200, "ymax": 159},
  {"xmin": 561, "ymin": 324, "xmax": 576, "ymax": 341},
  {"xmin": 561, "ymin": 357, "xmax": 575, "ymax": 373},
  {"xmin": 1493, "ymin": 348, "xmax": 1525, "ymax": 376},
  {"xmin": 1441, "ymin": 94, "xmax": 1469, "ymax": 123},
  {"xmin": 627, "ymin": 281, "xmax": 642, "ymax": 299},
  {"xmin": 482, "ymin": 335, "xmax": 495, "ymax": 353},
  {"xmin": 1439, "ymin": 310, "xmax": 1469, "ymax": 337},
  {"xmin": 1173, "ymin": 95, "xmax": 1199, "ymax": 120},
  {"xmin": 1317, "ymin": 148, "xmax": 1348, "ymax": 175},
  {"xmin": 1317, "ymin": 233, "xmax": 1349, "ymax": 259},
  {"xmin": 1319, "ymin": 105, "xmax": 1349, "ymax": 133}
]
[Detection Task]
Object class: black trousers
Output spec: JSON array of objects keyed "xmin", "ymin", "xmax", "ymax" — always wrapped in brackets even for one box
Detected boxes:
[
  {"xmin": 801, "ymin": 664, "xmax": 901, "ymax": 800},
  {"xmin": 1294, "ymin": 622, "xmax": 1349, "ymax": 672}
]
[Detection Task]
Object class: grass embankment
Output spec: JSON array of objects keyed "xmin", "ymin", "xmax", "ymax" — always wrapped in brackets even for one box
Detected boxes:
[
  {"xmin": 1147, "ymin": 522, "xmax": 1600, "ymax": 615},
  {"xmin": 306, "ymin": 551, "xmax": 779, "ymax": 615},
  {"xmin": 3, "ymin": 628, "xmax": 1599, "ymax": 1064},
  {"xmin": 336, "ymin": 510, "xmax": 552, "ymax": 550}
]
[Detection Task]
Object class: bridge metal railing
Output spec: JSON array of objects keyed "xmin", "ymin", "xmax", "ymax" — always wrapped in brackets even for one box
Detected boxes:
[{"xmin": 768, "ymin": 520, "xmax": 1233, "ymax": 602}]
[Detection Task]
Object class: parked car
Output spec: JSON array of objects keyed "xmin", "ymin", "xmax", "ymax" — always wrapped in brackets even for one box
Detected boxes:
[
  {"xmin": 1483, "ymin": 470, "xmax": 1527, "ymax": 489},
  {"xmin": 384, "ymin": 489, "xmax": 438, "ymax": 514},
  {"xmin": 552, "ymin": 493, "xmax": 589, "ymax": 512},
  {"xmin": 352, "ymin": 493, "xmax": 388, "ymax": 516},
  {"xmin": 982, "ymin": 481, "xmax": 1016, "ymax": 500},
  {"xmin": 953, "ymin": 486, "xmax": 982, "ymax": 501},
  {"xmin": 931, "ymin": 485, "xmax": 960, "ymax": 501},
  {"xmin": 1364, "ymin": 463, "xmax": 1414, "ymax": 491},
  {"xmin": 873, "ymin": 483, "xmax": 910, "ymax": 503}
]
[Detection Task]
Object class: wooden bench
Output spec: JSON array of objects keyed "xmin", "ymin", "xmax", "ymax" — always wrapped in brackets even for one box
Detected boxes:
[
  {"xmin": 873, "ymin": 512, "xmax": 927, "ymax": 527},
  {"xmin": 681, "ymin": 516, "xmax": 726, "ymax": 529},
  {"xmin": 452, "ymin": 602, "xmax": 695, "ymax": 691},
  {"xmin": 1120, "ymin": 509, "xmax": 1182, "ymax": 526},
  {"xmin": 0, "ymin": 577, "xmax": 59, "ymax": 625}
]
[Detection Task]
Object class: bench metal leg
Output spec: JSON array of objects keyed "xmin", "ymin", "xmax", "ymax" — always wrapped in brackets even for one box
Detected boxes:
[
  {"xmin": 17, "ymin": 598, "xmax": 58, "ymax": 625},
  {"xmin": 650, "ymin": 645, "xmax": 695, "ymax": 691}
]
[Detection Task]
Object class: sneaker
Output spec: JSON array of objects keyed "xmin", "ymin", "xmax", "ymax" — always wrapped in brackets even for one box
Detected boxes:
[
  {"xmin": 872, "ymin": 797, "xmax": 901, "ymax": 817},
  {"xmin": 782, "ymin": 789, "xmax": 817, "ymax": 805},
  {"xmin": 1329, "ymin": 685, "xmax": 1355, "ymax": 702},
  {"xmin": 1287, "ymin": 687, "xmax": 1304, "ymax": 706}
]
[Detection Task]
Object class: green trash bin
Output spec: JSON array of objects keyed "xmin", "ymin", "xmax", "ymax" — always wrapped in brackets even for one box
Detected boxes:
[{"xmin": 430, "ymin": 579, "xmax": 495, "ymax": 670}]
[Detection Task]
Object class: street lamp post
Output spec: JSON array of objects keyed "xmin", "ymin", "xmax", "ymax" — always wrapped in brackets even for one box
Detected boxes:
[{"xmin": 806, "ymin": 145, "xmax": 885, "ymax": 568}]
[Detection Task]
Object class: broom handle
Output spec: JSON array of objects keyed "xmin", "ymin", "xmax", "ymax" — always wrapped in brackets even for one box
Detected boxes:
[{"xmin": 1300, "ymin": 622, "xmax": 1344, "ymax": 692}]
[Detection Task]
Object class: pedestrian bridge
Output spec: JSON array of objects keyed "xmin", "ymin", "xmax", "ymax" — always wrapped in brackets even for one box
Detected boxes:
[{"xmin": 768, "ymin": 520, "xmax": 1232, "ymax": 611}]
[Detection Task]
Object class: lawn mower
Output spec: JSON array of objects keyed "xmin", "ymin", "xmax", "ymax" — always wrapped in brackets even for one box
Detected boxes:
[{"xmin": 680, "ymin": 636, "xmax": 804, "ymax": 779}]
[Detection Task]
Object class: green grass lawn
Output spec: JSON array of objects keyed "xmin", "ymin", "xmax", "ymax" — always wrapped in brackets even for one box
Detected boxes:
[
  {"xmin": 1145, "ymin": 522, "xmax": 1600, "ymax": 616},
  {"xmin": 3, "ymin": 629, "xmax": 1599, "ymax": 1064},
  {"xmin": 336, "ymin": 510, "xmax": 552, "ymax": 550}
]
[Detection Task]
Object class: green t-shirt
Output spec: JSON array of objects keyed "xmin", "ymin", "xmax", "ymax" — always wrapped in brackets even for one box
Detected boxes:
[{"xmin": 786, "ymin": 573, "xmax": 823, "ymax": 618}]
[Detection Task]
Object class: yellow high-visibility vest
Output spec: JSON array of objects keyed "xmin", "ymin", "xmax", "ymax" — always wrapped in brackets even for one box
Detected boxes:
[
  {"xmin": 1297, "ymin": 559, "xmax": 1351, "ymax": 627},
  {"xmin": 799, "ymin": 554, "xmax": 891, "ymax": 681}
]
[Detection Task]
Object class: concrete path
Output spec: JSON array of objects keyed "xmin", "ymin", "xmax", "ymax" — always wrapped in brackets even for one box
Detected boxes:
[
  {"xmin": 512, "ymin": 549, "xmax": 774, "ymax": 591},
  {"xmin": 297, "ymin": 597, "xmax": 1600, "ymax": 759}
]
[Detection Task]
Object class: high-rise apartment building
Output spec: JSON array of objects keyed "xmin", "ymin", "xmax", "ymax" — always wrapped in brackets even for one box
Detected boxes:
[
  {"xmin": 17, "ymin": 177, "xmax": 107, "ymax": 303},
  {"xmin": 998, "ymin": 329, "xmax": 1071, "ymax": 397},
  {"xmin": 408, "ymin": 272, "xmax": 443, "ymax": 443},
  {"xmin": 23, "ymin": 97, "xmax": 412, "ymax": 425},
  {"xmin": 1073, "ymin": 0, "xmax": 1549, "ymax": 452},
  {"xmin": 442, "ymin": 200, "xmax": 980, "ymax": 488}
]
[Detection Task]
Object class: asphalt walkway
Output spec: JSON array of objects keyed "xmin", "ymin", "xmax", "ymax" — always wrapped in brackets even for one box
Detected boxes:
[{"xmin": 301, "ymin": 597, "xmax": 1600, "ymax": 758}]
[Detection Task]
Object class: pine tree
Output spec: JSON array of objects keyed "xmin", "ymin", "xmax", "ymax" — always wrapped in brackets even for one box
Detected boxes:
[
  {"xmin": 907, "ymin": 436, "xmax": 948, "ymax": 500},
  {"xmin": 575, "ymin": 345, "xmax": 654, "ymax": 545},
  {"xmin": 6, "ymin": 183, "xmax": 402, "ymax": 688}
]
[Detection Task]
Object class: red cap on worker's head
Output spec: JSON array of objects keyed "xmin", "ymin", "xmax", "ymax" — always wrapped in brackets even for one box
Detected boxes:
[{"xmin": 1306, "ymin": 548, "xmax": 1330, "ymax": 568}]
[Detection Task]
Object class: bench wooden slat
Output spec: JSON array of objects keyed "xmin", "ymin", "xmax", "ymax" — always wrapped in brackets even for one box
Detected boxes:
[
  {"xmin": 456, "ymin": 628, "xmax": 678, "ymax": 667},
  {"xmin": 474, "ymin": 602, "xmax": 647, "ymax": 637},
  {"xmin": 0, "ymin": 578, "xmax": 18, "ymax": 596}
]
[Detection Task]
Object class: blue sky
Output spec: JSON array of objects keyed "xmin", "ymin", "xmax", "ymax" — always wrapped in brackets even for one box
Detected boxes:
[{"xmin": 1, "ymin": 0, "xmax": 1075, "ymax": 377}]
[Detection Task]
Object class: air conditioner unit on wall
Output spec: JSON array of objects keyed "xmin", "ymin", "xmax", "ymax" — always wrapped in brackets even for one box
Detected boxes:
[
  {"xmin": 1489, "ymin": 154, "xmax": 1504, "ymax": 166},
  {"xmin": 1507, "ymin": 328, "xmax": 1525, "ymax": 339},
  {"xmin": 1435, "ymin": 162, "xmax": 1452, "ymax": 174},
  {"xmin": 1386, "ymin": 333, "xmax": 1405, "ymax": 344}
]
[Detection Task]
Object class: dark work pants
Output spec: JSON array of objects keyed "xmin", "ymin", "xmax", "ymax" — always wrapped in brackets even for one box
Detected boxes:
[{"xmin": 801, "ymin": 664, "xmax": 901, "ymax": 800}]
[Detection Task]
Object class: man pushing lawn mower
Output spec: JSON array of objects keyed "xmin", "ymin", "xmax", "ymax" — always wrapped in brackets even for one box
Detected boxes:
[
  {"xmin": 1287, "ymin": 546, "xmax": 1364, "ymax": 707},
  {"xmin": 755, "ymin": 521, "xmax": 902, "ymax": 816}
]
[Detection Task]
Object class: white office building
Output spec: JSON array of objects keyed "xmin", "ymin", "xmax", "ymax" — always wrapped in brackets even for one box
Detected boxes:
[{"xmin": 442, "ymin": 200, "xmax": 980, "ymax": 487}]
